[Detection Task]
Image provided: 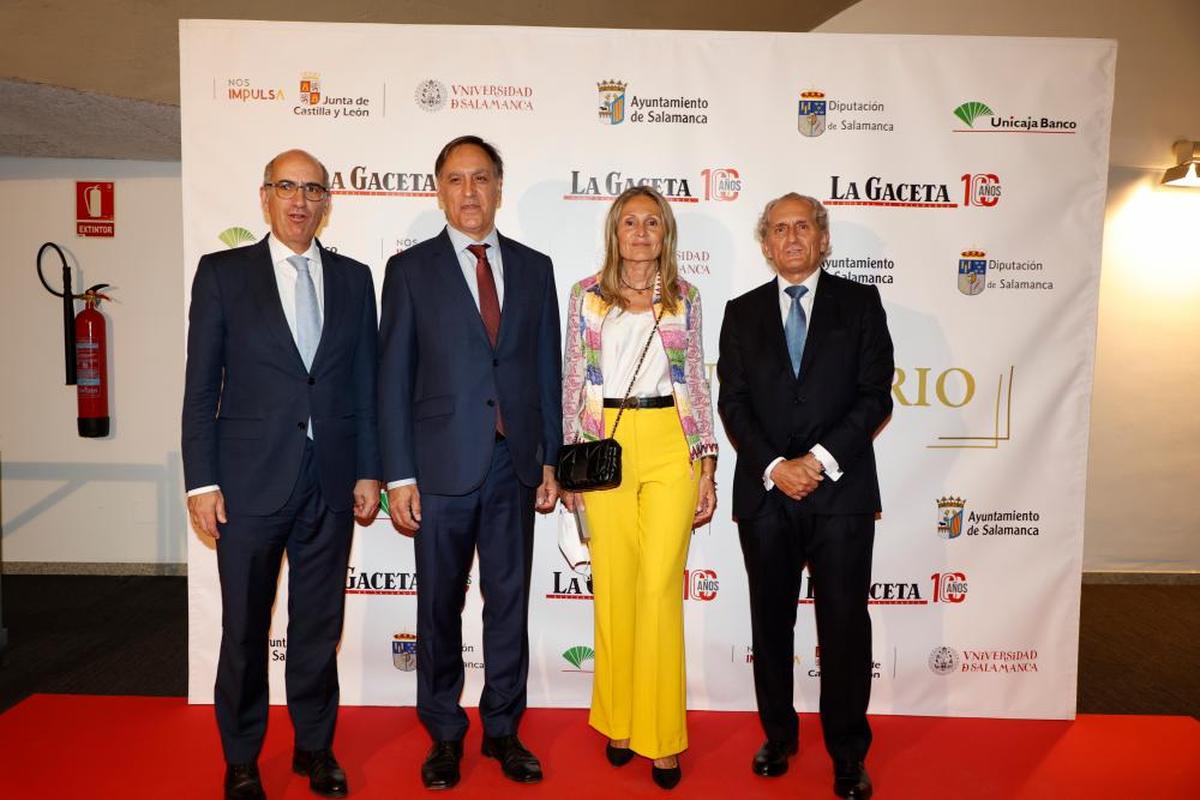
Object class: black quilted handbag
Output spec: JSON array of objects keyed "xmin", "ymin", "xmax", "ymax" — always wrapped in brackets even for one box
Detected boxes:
[
  {"xmin": 558, "ymin": 306, "xmax": 663, "ymax": 492},
  {"xmin": 557, "ymin": 437, "xmax": 623, "ymax": 492}
]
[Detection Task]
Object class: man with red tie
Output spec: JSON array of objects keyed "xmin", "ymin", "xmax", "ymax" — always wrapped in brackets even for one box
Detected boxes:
[{"xmin": 377, "ymin": 136, "xmax": 562, "ymax": 790}]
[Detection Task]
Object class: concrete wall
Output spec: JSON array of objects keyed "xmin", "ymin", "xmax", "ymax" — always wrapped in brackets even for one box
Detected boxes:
[{"xmin": 0, "ymin": 158, "xmax": 186, "ymax": 569}]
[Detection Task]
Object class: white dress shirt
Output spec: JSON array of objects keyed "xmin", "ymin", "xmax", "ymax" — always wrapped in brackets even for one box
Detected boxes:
[
  {"xmin": 763, "ymin": 270, "xmax": 844, "ymax": 490},
  {"xmin": 446, "ymin": 224, "xmax": 504, "ymax": 309},
  {"xmin": 187, "ymin": 235, "xmax": 325, "ymax": 497},
  {"xmin": 269, "ymin": 234, "xmax": 325, "ymax": 336}
]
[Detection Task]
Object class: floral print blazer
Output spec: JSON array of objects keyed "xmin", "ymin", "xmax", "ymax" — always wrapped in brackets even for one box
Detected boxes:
[{"xmin": 562, "ymin": 273, "xmax": 718, "ymax": 464}]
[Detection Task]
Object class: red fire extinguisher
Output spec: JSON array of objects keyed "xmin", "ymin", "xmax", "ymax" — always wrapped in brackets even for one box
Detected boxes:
[
  {"xmin": 75, "ymin": 285, "xmax": 111, "ymax": 437},
  {"xmin": 37, "ymin": 242, "xmax": 115, "ymax": 438}
]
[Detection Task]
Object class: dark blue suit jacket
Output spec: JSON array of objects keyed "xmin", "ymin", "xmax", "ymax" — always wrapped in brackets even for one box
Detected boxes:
[
  {"xmin": 182, "ymin": 237, "xmax": 382, "ymax": 515},
  {"xmin": 378, "ymin": 228, "xmax": 562, "ymax": 494}
]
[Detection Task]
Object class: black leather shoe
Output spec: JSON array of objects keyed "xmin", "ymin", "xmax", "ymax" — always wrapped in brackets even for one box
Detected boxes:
[
  {"xmin": 651, "ymin": 760, "xmax": 681, "ymax": 790},
  {"xmin": 292, "ymin": 748, "xmax": 348, "ymax": 798},
  {"xmin": 225, "ymin": 763, "xmax": 266, "ymax": 800},
  {"xmin": 833, "ymin": 760, "xmax": 873, "ymax": 799},
  {"xmin": 481, "ymin": 734, "xmax": 543, "ymax": 783},
  {"xmin": 421, "ymin": 740, "xmax": 464, "ymax": 790},
  {"xmin": 752, "ymin": 739, "xmax": 799, "ymax": 777},
  {"xmin": 605, "ymin": 741, "xmax": 635, "ymax": 766}
]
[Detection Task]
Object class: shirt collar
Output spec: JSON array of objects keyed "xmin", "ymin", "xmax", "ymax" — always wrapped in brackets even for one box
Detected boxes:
[
  {"xmin": 268, "ymin": 234, "xmax": 320, "ymax": 267},
  {"xmin": 446, "ymin": 224, "xmax": 501, "ymax": 256},
  {"xmin": 777, "ymin": 267, "xmax": 821, "ymax": 298}
]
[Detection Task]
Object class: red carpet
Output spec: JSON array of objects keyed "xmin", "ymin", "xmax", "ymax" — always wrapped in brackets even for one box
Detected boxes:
[{"xmin": 1, "ymin": 695, "xmax": 1196, "ymax": 798}]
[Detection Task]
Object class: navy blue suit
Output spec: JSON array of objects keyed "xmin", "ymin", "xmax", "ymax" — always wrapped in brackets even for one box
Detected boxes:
[
  {"xmin": 182, "ymin": 236, "xmax": 381, "ymax": 763},
  {"xmin": 378, "ymin": 227, "xmax": 561, "ymax": 740},
  {"xmin": 718, "ymin": 271, "xmax": 893, "ymax": 765}
]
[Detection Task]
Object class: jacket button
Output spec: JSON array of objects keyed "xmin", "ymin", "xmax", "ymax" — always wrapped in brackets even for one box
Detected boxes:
[
  {"xmin": 308, "ymin": 377, "xmax": 315, "ymax": 386},
  {"xmin": 493, "ymin": 358, "xmax": 499, "ymax": 367},
  {"xmin": 799, "ymin": 395, "xmax": 807, "ymax": 404},
  {"xmin": 297, "ymin": 422, "xmax": 305, "ymax": 429},
  {"xmin": 486, "ymin": 399, "xmax": 495, "ymax": 407}
]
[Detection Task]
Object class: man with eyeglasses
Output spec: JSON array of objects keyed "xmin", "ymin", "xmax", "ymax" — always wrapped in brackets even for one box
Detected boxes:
[{"xmin": 183, "ymin": 149, "xmax": 382, "ymax": 800}]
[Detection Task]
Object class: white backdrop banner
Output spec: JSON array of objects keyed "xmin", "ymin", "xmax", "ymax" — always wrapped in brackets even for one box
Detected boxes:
[{"xmin": 181, "ymin": 20, "xmax": 1115, "ymax": 720}]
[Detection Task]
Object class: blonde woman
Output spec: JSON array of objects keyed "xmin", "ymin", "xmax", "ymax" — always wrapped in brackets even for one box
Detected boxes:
[{"xmin": 562, "ymin": 186, "xmax": 718, "ymax": 790}]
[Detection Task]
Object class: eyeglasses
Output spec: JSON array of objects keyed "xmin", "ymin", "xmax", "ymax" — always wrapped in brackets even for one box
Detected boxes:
[{"xmin": 263, "ymin": 180, "xmax": 329, "ymax": 201}]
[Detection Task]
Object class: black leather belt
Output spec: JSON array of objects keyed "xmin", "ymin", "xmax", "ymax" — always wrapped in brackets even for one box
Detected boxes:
[{"xmin": 603, "ymin": 396, "xmax": 674, "ymax": 409}]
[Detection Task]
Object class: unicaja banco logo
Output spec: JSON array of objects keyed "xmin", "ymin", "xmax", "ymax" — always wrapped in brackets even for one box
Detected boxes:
[
  {"xmin": 218, "ymin": 227, "xmax": 256, "ymax": 248},
  {"xmin": 562, "ymin": 645, "xmax": 595, "ymax": 672},
  {"xmin": 798, "ymin": 90, "xmax": 827, "ymax": 137},
  {"xmin": 300, "ymin": 72, "xmax": 320, "ymax": 105},
  {"xmin": 392, "ymin": 633, "xmax": 417, "ymax": 671},
  {"xmin": 958, "ymin": 251, "xmax": 987, "ymax": 296},
  {"xmin": 598, "ymin": 80, "xmax": 627, "ymax": 125},
  {"xmin": 937, "ymin": 496, "xmax": 966, "ymax": 539},
  {"xmin": 953, "ymin": 100, "xmax": 994, "ymax": 128}
]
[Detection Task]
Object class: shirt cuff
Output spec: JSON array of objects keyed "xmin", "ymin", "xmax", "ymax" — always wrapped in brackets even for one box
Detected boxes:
[
  {"xmin": 810, "ymin": 444, "xmax": 843, "ymax": 481},
  {"xmin": 187, "ymin": 485, "xmax": 220, "ymax": 497},
  {"xmin": 762, "ymin": 456, "xmax": 785, "ymax": 492},
  {"xmin": 386, "ymin": 478, "xmax": 417, "ymax": 490}
]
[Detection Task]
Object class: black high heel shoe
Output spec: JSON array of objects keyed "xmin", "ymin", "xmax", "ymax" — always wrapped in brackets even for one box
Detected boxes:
[
  {"xmin": 651, "ymin": 759, "xmax": 681, "ymax": 790},
  {"xmin": 606, "ymin": 741, "xmax": 635, "ymax": 766}
]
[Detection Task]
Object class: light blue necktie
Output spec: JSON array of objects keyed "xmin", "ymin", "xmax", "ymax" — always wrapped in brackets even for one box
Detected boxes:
[
  {"xmin": 288, "ymin": 254, "xmax": 321, "ymax": 370},
  {"xmin": 784, "ymin": 284, "xmax": 809, "ymax": 378}
]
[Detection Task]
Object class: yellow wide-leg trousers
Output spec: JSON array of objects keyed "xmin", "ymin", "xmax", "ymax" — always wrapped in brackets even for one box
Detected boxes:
[{"xmin": 583, "ymin": 406, "xmax": 701, "ymax": 759}]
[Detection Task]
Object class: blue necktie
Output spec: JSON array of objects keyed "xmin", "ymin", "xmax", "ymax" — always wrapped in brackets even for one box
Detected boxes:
[
  {"xmin": 784, "ymin": 284, "xmax": 809, "ymax": 377},
  {"xmin": 288, "ymin": 254, "xmax": 321, "ymax": 370}
]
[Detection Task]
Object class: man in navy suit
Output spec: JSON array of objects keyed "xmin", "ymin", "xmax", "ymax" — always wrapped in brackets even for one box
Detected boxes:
[
  {"xmin": 718, "ymin": 193, "xmax": 893, "ymax": 800},
  {"xmin": 378, "ymin": 135, "xmax": 562, "ymax": 789},
  {"xmin": 183, "ymin": 149, "xmax": 381, "ymax": 800}
]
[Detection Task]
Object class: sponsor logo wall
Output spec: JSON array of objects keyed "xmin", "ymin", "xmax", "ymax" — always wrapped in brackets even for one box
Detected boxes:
[{"xmin": 181, "ymin": 22, "xmax": 1115, "ymax": 720}]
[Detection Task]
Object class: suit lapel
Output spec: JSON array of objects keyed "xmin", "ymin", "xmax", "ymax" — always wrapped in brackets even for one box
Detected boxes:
[
  {"xmin": 798, "ymin": 269, "xmax": 837, "ymax": 381},
  {"xmin": 310, "ymin": 240, "xmax": 345, "ymax": 372},
  {"xmin": 436, "ymin": 228, "xmax": 494, "ymax": 348},
  {"xmin": 753, "ymin": 279, "xmax": 793, "ymax": 379},
  {"xmin": 496, "ymin": 233, "xmax": 525, "ymax": 350},
  {"xmin": 248, "ymin": 238, "xmax": 307, "ymax": 373}
]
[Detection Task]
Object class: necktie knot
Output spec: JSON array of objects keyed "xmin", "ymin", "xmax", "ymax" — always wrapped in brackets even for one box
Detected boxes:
[
  {"xmin": 785, "ymin": 284, "xmax": 808, "ymax": 302},
  {"xmin": 287, "ymin": 254, "xmax": 310, "ymax": 275},
  {"xmin": 467, "ymin": 243, "xmax": 490, "ymax": 261}
]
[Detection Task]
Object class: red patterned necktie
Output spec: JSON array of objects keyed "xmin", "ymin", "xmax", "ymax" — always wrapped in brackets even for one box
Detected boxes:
[
  {"xmin": 467, "ymin": 244, "xmax": 501, "ymax": 346},
  {"xmin": 467, "ymin": 243, "xmax": 504, "ymax": 435}
]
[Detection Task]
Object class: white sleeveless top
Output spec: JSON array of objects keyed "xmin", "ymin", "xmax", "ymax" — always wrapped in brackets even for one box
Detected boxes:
[{"xmin": 601, "ymin": 308, "xmax": 673, "ymax": 399}]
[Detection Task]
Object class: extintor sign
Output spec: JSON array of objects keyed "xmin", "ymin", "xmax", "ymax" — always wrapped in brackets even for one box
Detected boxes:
[{"xmin": 76, "ymin": 181, "xmax": 115, "ymax": 237}]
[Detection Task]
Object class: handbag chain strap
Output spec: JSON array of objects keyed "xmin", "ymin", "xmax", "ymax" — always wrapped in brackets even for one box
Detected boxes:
[{"xmin": 608, "ymin": 304, "xmax": 666, "ymax": 438}]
